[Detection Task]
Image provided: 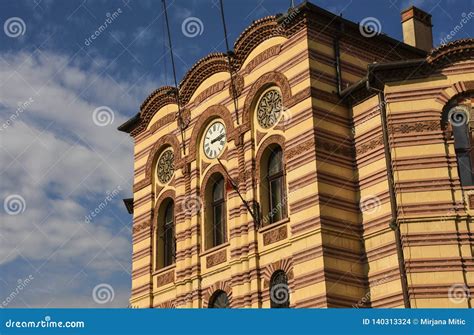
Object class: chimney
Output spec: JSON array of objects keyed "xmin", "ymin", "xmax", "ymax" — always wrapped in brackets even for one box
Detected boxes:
[{"xmin": 401, "ymin": 6, "xmax": 433, "ymax": 52}]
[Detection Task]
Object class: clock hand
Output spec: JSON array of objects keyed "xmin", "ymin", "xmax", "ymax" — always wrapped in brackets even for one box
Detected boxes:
[{"xmin": 211, "ymin": 133, "xmax": 225, "ymax": 144}]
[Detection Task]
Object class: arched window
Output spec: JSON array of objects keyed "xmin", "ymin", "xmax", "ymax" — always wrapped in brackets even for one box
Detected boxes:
[
  {"xmin": 204, "ymin": 173, "xmax": 227, "ymax": 249},
  {"xmin": 260, "ymin": 145, "xmax": 287, "ymax": 225},
  {"xmin": 446, "ymin": 105, "xmax": 474, "ymax": 186},
  {"xmin": 208, "ymin": 290, "xmax": 230, "ymax": 308},
  {"xmin": 212, "ymin": 177, "xmax": 226, "ymax": 246},
  {"xmin": 270, "ymin": 270, "xmax": 290, "ymax": 308},
  {"xmin": 156, "ymin": 199, "xmax": 175, "ymax": 269}
]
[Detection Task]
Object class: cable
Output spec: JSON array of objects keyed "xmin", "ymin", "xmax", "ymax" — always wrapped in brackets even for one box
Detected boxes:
[
  {"xmin": 162, "ymin": 15, "xmax": 168, "ymax": 85},
  {"xmin": 217, "ymin": 157, "xmax": 260, "ymax": 226},
  {"xmin": 219, "ymin": 0, "xmax": 240, "ymax": 125},
  {"xmin": 162, "ymin": 0, "xmax": 186, "ymax": 155}
]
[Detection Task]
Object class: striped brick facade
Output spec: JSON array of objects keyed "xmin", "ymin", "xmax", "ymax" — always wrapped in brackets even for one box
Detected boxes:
[{"xmin": 120, "ymin": 3, "xmax": 474, "ymax": 308}]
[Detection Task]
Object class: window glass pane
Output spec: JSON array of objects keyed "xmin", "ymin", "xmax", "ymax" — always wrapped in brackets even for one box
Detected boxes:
[
  {"xmin": 165, "ymin": 203, "xmax": 173, "ymax": 225},
  {"xmin": 163, "ymin": 201, "xmax": 174, "ymax": 267},
  {"xmin": 470, "ymin": 134, "xmax": 474, "ymax": 169},
  {"xmin": 268, "ymin": 148, "xmax": 282, "ymax": 176},
  {"xmin": 453, "ymin": 123, "xmax": 470, "ymax": 150},
  {"xmin": 209, "ymin": 291, "xmax": 229, "ymax": 308},
  {"xmin": 164, "ymin": 226, "xmax": 173, "ymax": 267},
  {"xmin": 270, "ymin": 179, "xmax": 283, "ymax": 223},
  {"xmin": 457, "ymin": 152, "xmax": 474, "ymax": 186},
  {"xmin": 213, "ymin": 204, "xmax": 224, "ymax": 246},
  {"xmin": 213, "ymin": 178, "xmax": 224, "ymax": 201},
  {"xmin": 270, "ymin": 271, "xmax": 290, "ymax": 308}
]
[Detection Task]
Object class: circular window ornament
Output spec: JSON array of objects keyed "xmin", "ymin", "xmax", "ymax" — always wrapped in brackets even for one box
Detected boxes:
[
  {"xmin": 156, "ymin": 148, "xmax": 174, "ymax": 184},
  {"xmin": 448, "ymin": 106, "xmax": 470, "ymax": 127},
  {"xmin": 256, "ymin": 88, "xmax": 282, "ymax": 129}
]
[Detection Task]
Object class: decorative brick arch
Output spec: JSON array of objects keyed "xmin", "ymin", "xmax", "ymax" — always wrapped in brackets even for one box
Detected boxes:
[
  {"xmin": 436, "ymin": 81, "xmax": 474, "ymax": 106},
  {"xmin": 261, "ymin": 257, "xmax": 295, "ymax": 307},
  {"xmin": 262, "ymin": 257, "xmax": 294, "ymax": 283},
  {"xmin": 242, "ymin": 71, "xmax": 292, "ymax": 127},
  {"xmin": 255, "ymin": 134, "xmax": 286, "ymax": 182},
  {"xmin": 144, "ymin": 134, "xmax": 182, "ymax": 185},
  {"xmin": 188, "ymin": 105, "xmax": 235, "ymax": 158},
  {"xmin": 200, "ymin": 164, "xmax": 229, "ymax": 252},
  {"xmin": 437, "ymin": 82, "xmax": 474, "ymax": 137},
  {"xmin": 200, "ymin": 164, "xmax": 228, "ymax": 201},
  {"xmin": 435, "ymin": 83, "xmax": 474, "ymax": 203},
  {"xmin": 202, "ymin": 279, "xmax": 233, "ymax": 308},
  {"xmin": 152, "ymin": 189, "xmax": 176, "ymax": 229}
]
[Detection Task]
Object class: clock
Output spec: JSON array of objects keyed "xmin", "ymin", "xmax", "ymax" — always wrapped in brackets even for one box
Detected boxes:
[
  {"xmin": 203, "ymin": 121, "xmax": 226, "ymax": 159},
  {"xmin": 156, "ymin": 148, "xmax": 174, "ymax": 184}
]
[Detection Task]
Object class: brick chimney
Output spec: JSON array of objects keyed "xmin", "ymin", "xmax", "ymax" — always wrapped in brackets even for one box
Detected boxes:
[{"xmin": 401, "ymin": 6, "xmax": 433, "ymax": 52}]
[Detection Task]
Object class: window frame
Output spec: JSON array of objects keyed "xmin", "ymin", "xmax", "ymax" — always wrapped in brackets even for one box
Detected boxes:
[
  {"xmin": 448, "ymin": 105, "xmax": 474, "ymax": 187},
  {"xmin": 211, "ymin": 176, "xmax": 226, "ymax": 247},
  {"xmin": 208, "ymin": 290, "xmax": 230, "ymax": 308},
  {"xmin": 162, "ymin": 201, "xmax": 175, "ymax": 268},
  {"xmin": 266, "ymin": 146, "xmax": 287, "ymax": 225},
  {"xmin": 269, "ymin": 270, "xmax": 290, "ymax": 308},
  {"xmin": 156, "ymin": 199, "xmax": 176, "ymax": 270}
]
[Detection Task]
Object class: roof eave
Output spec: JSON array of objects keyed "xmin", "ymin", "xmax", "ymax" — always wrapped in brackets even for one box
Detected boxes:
[{"xmin": 118, "ymin": 113, "xmax": 140, "ymax": 134}]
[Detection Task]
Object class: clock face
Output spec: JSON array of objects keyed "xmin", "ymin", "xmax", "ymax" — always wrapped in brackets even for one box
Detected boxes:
[{"xmin": 203, "ymin": 121, "xmax": 226, "ymax": 159}]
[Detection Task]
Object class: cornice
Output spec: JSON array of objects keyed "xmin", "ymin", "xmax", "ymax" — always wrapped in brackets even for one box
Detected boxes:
[
  {"xmin": 427, "ymin": 38, "xmax": 474, "ymax": 67},
  {"xmin": 119, "ymin": 2, "xmax": 432, "ymax": 136},
  {"xmin": 342, "ymin": 39, "xmax": 474, "ymax": 105}
]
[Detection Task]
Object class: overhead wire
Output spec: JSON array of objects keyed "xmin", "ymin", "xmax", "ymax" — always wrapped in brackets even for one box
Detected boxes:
[
  {"xmin": 162, "ymin": 0, "xmax": 186, "ymax": 156},
  {"xmin": 219, "ymin": 0, "xmax": 240, "ymax": 125}
]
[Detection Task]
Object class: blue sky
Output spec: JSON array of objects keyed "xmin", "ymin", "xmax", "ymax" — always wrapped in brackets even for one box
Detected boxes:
[{"xmin": 0, "ymin": 0, "xmax": 472, "ymax": 308}]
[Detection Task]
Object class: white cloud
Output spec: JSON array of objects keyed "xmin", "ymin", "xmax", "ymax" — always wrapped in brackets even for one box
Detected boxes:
[
  {"xmin": 0, "ymin": 50, "xmax": 154, "ymax": 307},
  {"xmin": 131, "ymin": 26, "xmax": 156, "ymax": 47}
]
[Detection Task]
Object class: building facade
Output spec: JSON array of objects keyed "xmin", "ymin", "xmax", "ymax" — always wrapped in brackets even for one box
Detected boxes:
[{"xmin": 119, "ymin": 3, "xmax": 474, "ymax": 308}]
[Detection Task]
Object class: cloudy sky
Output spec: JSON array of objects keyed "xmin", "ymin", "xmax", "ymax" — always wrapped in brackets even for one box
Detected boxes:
[{"xmin": 0, "ymin": 0, "xmax": 472, "ymax": 308}]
